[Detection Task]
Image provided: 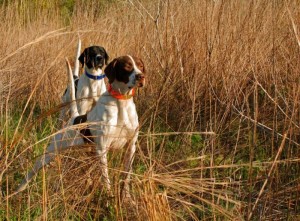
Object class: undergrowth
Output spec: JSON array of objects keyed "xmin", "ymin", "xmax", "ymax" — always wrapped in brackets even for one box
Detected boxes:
[{"xmin": 0, "ymin": 0, "xmax": 300, "ymax": 220}]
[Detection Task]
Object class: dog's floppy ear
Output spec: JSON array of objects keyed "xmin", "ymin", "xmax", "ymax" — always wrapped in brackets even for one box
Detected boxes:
[
  {"xmin": 138, "ymin": 58, "xmax": 146, "ymax": 73},
  {"xmin": 78, "ymin": 48, "xmax": 87, "ymax": 68},
  {"xmin": 104, "ymin": 58, "xmax": 118, "ymax": 84},
  {"xmin": 100, "ymin": 47, "xmax": 109, "ymax": 65},
  {"xmin": 133, "ymin": 56, "xmax": 146, "ymax": 73},
  {"xmin": 105, "ymin": 52, "xmax": 109, "ymax": 65}
]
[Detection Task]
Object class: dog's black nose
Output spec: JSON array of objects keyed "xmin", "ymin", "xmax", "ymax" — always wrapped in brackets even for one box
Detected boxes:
[
  {"xmin": 95, "ymin": 55, "xmax": 103, "ymax": 61},
  {"xmin": 135, "ymin": 74, "xmax": 145, "ymax": 81}
]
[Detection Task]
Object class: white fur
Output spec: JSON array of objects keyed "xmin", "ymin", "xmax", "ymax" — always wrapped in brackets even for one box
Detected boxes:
[
  {"xmin": 61, "ymin": 66, "xmax": 106, "ymax": 120},
  {"xmin": 17, "ymin": 56, "xmax": 144, "ymax": 198},
  {"xmin": 76, "ymin": 68, "xmax": 106, "ymax": 114},
  {"xmin": 61, "ymin": 43, "xmax": 107, "ymax": 120}
]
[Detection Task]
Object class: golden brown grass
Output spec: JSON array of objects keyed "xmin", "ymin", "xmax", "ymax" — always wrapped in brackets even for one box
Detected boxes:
[{"xmin": 1, "ymin": 0, "xmax": 300, "ymax": 220}]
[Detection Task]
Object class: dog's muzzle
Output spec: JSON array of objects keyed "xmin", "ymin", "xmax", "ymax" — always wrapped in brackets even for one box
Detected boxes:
[
  {"xmin": 136, "ymin": 74, "xmax": 145, "ymax": 87},
  {"xmin": 94, "ymin": 55, "xmax": 105, "ymax": 68},
  {"xmin": 86, "ymin": 55, "xmax": 104, "ymax": 69}
]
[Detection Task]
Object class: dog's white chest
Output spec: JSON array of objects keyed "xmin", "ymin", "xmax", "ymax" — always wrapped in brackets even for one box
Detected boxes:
[
  {"xmin": 88, "ymin": 95, "xmax": 139, "ymax": 150},
  {"xmin": 83, "ymin": 77, "xmax": 106, "ymax": 102},
  {"xmin": 91, "ymin": 80, "xmax": 106, "ymax": 98},
  {"xmin": 116, "ymin": 101, "xmax": 138, "ymax": 129}
]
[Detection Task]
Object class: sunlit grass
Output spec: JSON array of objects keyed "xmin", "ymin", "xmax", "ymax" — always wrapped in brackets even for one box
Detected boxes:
[{"xmin": 0, "ymin": 0, "xmax": 300, "ymax": 220}]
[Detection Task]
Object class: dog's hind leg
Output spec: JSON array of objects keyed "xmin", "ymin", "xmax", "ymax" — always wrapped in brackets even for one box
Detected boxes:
[
  {"xmin": 16, "ymin": 129, "xmax": 83, "ymax": 193},
  {"xmin": 17, "ymin": 150, "xmax": 55, "ymax": 193}
]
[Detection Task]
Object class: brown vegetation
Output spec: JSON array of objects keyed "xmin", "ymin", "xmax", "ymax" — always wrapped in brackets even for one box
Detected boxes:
[{"xmin": 0, "ymin": 0, "xmax": 300, "ymax": 220}]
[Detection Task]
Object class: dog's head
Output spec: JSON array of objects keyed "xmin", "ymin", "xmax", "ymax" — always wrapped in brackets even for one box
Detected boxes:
[
  {"xmin": 79, "ymin": 46, "xmax": 109, "ymax": 70},
  {"xmin": 104, "ymin": 55, "xmax": 146, "ymax": 89}
]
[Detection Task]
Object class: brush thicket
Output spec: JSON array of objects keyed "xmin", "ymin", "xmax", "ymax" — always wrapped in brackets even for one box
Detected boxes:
[{"xmin": 1, "ymin": 0, "xmax": 299, "ymax": 220}]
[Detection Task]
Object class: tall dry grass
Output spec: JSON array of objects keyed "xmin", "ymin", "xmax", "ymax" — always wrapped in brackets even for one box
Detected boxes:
[{"xmin": 0, "ymin": 0, "xmax": 300, "ymax": 220}]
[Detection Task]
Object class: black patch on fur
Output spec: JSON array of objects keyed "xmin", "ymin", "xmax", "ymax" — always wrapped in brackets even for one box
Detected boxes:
[
  {"xmin": 79, "ymin": 46, "xmax": 109, "ymax": 69},
  {"xmin": 73, "ymin": 114, "xmax": 94, "ymax": 144}
]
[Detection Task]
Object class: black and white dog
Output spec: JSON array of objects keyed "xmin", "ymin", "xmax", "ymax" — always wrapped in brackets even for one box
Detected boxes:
[
  {"xmin": 62, "ymin": 45, "xmax": 109, "ymax": 118},
  {"xmin": 17, "ymin": 55, "xmax": 146, "ymax": 199}
]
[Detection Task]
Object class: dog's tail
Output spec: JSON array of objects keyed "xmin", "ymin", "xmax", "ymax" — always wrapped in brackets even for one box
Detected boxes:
[
  {"xmin": 65, "ymin": 58, "xmax": 79, "ymax": 117},
  {"xmin": 73, "ymin": 38, "xmax": 81, "ymax": 77}
]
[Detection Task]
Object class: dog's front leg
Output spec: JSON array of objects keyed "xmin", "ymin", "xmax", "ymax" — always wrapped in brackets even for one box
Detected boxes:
[
  {"xmin": 96, "ymin": 134, "xmax": 112, "ymax": 193},
  {"xmin": 78, "ymin": 98, "xmax": 92, "ymax": 115},
  {"xmin": 77, "ymin": 88, "xmax": 92, "ymax": 115},
  {"xmin": 122, "ymin": 135, "xmax": 138, "ymax": 199},
  {"xmin": 97, "ymin": 150, "xmax": 111, "ymax": 191}
]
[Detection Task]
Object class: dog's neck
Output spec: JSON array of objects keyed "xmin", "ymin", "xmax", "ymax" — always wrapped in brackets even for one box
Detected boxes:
[{"xmin": 110, "ymin": 81, "xmax": 134, "ymax": 98}]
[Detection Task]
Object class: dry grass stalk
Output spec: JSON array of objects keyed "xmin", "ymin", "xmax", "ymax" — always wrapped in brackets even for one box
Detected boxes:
[{"xmin": 0, "ymin": 0, "xmax": 299, "ymax": 220}]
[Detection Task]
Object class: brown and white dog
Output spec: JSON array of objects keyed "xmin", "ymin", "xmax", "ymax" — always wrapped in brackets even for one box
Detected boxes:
[
  {"xmin": 62, "ymin": 45, "xmax": 109, "ymax": 118},
  {"xmin": 17, "ymin": 55, "xmax": 145, "ymax": 198}
]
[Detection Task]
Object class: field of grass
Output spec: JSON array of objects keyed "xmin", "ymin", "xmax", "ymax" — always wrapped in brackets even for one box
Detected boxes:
[{"xmin": 0, "ymin": 0, "xmax": 300, "ymax": 220}]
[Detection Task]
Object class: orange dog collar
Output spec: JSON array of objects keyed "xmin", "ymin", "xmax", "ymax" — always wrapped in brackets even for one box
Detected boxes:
[{"xmin": 108, "ymin": 84, "xmax": 135, "ymax": 100}]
